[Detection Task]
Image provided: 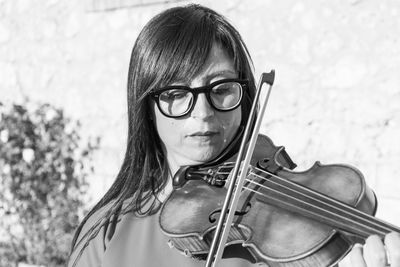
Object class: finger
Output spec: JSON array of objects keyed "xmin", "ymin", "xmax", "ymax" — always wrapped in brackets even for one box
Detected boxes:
[
  {"xmin": 364, "ymin": 235, "xmax": 388, "ymax": 267},
  {"xmin": 348, "ymin": 243, "xmax": 367, "ymax": 267},
  {"xmin": 385, "ymin": 232, "xmax": 400, "ymax": 267}
]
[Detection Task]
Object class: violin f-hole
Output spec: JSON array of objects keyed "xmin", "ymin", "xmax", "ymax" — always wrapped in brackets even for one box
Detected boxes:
[{"xmin": 209, "ymin": 202, "xmax": 251, "ymax": 223}]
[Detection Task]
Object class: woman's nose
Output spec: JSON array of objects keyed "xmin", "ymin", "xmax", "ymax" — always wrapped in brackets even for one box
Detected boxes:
[{"xmin": 191, "ymin": 93, "xmax": 214, "ymax": 119}]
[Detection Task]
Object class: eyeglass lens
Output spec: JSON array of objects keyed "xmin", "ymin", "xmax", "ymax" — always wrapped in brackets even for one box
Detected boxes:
[{"xmin": 158, "ymin": 81, "xmax": 242, "ymax": 117}]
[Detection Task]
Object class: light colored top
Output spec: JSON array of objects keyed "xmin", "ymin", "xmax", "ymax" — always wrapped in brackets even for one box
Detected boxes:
[{"xmin": 68, "ymin": 203, "xmax": 258, "ymax": 267}]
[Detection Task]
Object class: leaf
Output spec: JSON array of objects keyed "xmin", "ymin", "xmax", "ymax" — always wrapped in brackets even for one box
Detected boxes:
[{"xmin": 0, "ymin": 101, "xmax": 97, "ymax": 266}]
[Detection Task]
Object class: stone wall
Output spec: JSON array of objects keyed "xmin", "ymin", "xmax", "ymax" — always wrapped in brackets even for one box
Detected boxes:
[{"xmin": 1, "ymin": 0, "xmax": 399, "ymax": 229}]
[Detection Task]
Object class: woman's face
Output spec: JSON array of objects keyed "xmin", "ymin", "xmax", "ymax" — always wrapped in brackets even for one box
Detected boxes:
[{"xmin": 152, "ymin": 43, "xmax": 242, "ymax": 174}]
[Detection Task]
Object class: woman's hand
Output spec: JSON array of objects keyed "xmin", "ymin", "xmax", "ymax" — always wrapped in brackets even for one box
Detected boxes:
[{"xmin": 342, "ymin": 232, "xmax": 400, "ymax": 267}]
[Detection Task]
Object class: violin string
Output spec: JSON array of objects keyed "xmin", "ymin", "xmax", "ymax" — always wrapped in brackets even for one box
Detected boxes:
[
  {"xmin": 246, "ymin": 170, "xmax": 376, "ymax": 228},
  {"xmin": 241, "ymin": 183, "xmax": 374, "ymax": 239},
  {"xmin": 208, "ymin": 162, "xmax": 400, "ymax": 236},
  {"xmin": 239, "ymin": 170, "xmax": 399, "ymax": 237},
  {"xmin": 213, "ymin": 163, "xmax": 398, "ymax": 237},
  {"xmin": 241, "ymin": 178, "xmax": 381, "ymax": 238},
  {"xmin": 249, "ymin": 168, "xmax": 400, "ymax": 233}
]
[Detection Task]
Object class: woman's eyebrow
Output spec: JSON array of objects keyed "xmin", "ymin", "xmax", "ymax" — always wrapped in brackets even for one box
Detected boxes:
[
  {"xmin": 203, "ymin": 70, "xmax": 238, "ymax": 81},
  {"xmin": 170, "ymin": 70, "xmax": 237, "ymax": 86}
]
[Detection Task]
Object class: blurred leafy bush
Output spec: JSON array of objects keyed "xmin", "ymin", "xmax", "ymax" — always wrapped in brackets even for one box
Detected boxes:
[{"xmin": 0, "ymin": 101, "xmax": 99, "ymax": 267}]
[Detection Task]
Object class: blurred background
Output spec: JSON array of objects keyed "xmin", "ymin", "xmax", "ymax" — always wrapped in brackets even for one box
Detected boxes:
[{"xmin": 1, "ymin": 0, "xmax": 400, "ymax": 266}]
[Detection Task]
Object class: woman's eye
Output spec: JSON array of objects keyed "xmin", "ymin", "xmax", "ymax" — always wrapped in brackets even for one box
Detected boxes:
[
  {"xmin": 161, "ymin": 90, "xmax": 188, "ymax": 101},
  {"xmin": 213, "ymin": 84, "xmax": 232, "ymax": 95}
]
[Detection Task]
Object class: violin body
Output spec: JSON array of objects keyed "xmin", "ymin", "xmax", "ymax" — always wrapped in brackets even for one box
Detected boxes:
[{"xmin": 160, "ymin": 135, "xmax": 379, "ymax": 267}]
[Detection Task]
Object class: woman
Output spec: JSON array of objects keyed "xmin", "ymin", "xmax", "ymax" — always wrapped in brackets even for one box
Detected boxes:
[{"xmin": 69, "ymin": 4, "xmax": 400, "ymax": 267}]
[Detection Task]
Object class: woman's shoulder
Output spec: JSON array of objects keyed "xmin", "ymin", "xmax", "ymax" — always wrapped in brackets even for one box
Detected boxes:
[
  {"xmin": 71, "ymin": 195, "xmax": 158, "ymax": 249},
  {"xmin": 68, "ymin": 197, "xmax": 141, "ymax": 267},
  {"xmin": 68, "ymin": 200, "xmax": 115, "ymax": 267}
]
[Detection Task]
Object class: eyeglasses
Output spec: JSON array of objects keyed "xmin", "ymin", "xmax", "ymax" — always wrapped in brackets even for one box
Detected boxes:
[{"xmin": 149, "ymin": 78, "xmax": 248, "ymax": 118}]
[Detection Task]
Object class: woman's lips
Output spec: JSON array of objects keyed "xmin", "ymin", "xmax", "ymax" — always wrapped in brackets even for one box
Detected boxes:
[
  {"xmin": 187, "ymin": 131, "xmax": 220, "ymax": 141},
  {"xmin": 189, "ymin": 131, "xmax": 219, "ymax": 137}
]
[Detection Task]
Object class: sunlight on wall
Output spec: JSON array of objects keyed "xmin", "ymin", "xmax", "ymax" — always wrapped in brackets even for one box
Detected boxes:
[{"xmin": 1, "ymin": 0, "xmax": 399, "ymax": 227}]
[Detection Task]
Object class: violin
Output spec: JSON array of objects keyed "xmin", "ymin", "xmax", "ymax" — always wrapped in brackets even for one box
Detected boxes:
[
  {"xmin": 160, "ymin": 134, "xmax": 400, "ymax": 266},
  {"xmin": 159, "ymin": 71, "xmax": 400, "ymax": 267}
]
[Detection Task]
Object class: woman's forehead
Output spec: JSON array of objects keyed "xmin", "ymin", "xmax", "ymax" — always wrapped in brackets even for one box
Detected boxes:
[{"xmin": 169, "ymin": 44, "xmax": 237, "ymax": 85}]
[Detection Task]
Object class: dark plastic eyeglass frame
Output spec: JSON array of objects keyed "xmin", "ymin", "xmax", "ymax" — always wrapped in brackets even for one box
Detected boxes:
[{"xmin": 149, "ymin": 78, "xmax": 249, "ymax": 118}]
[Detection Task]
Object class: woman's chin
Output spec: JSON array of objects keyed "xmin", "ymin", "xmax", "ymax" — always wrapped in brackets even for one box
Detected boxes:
[{"xmin": 182, "ymin": 147, "xmax": 222, "ymax": 165}]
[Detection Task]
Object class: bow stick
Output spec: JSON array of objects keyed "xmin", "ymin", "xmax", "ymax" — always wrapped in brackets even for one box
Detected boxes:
[{"xmin": 205, "ymin": 70, "xmax": 276, "ymax": 267}]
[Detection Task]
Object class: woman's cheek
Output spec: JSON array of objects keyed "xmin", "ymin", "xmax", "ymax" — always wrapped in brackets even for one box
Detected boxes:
[{"xmin": 221, "ymin": 111, "xmax": 241, "ymax": 144}]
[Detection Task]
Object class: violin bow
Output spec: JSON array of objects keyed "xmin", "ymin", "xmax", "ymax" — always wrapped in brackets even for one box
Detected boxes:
[{"xmin": 205, "ymin": 70, "xmax": 276, "ymax": 267}]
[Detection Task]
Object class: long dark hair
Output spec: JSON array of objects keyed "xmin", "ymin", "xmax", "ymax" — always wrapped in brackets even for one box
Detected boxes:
[{"xmin": 69, "ymin": 3, "xmax": 257, "ymax": 263}]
